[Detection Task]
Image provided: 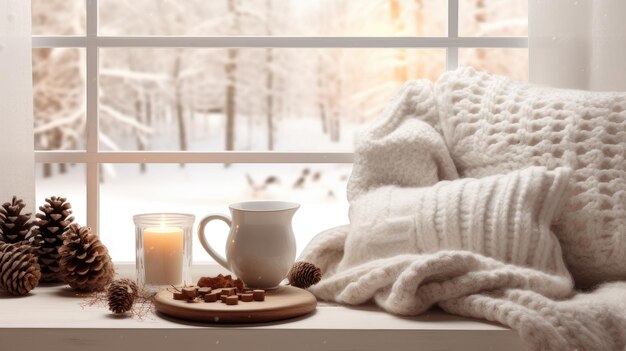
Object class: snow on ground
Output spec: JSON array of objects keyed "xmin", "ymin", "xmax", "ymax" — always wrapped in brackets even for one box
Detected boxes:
[{"xmin": 36, "ymin": 162, "xmax": 352, "ymax": 263}]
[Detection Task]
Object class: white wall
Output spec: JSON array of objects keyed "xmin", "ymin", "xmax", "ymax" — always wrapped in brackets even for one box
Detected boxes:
[
  {"xmin": 529, "ymin": 0, "xmax": 626, "ymax": 91},
  {"xmin": 0, "ymin": 0, "xmax": 35, "ymax": 211}
]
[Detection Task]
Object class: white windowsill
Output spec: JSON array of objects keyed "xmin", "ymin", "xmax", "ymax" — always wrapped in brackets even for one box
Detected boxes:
[{"xmin": 0, "ymin": 264, "xmax": 527, "ymax": 351}]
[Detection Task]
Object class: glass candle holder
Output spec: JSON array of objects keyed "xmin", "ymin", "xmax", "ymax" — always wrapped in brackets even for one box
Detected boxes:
[{"xmin": 134, "ymin": 213, "xmax": 195, "ymax": 293}]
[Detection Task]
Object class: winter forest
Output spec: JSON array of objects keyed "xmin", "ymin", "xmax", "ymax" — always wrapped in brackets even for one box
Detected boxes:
[{"xmin": 32, "ymin": 0, "xmax": 528, "ymax": 261}]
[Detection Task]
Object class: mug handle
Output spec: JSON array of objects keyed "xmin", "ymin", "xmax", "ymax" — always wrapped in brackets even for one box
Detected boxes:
[{"xmin": 198, "ymin": 214, "xmax": 231, "ymax": 271}]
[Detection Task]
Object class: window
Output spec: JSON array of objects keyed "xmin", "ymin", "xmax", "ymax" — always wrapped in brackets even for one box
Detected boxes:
[{"xmin": 32, "ymin": 0, "xmax": 528, "ymax": 262}]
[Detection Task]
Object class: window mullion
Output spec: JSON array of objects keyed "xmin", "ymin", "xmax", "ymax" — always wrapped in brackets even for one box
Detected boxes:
[
  {"xmin": 447, "ymin": 0, "xmax": 459, "ymax": 70},
  {"xmin": 86, "ymin": 0, "xmax": 100, "ymax": 233},
  {"xmin": 34, "ymin": 151, "xmax": 355, "ymax": 164}
]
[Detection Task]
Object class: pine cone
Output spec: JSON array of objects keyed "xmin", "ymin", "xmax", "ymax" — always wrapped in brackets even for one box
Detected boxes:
[
  {"xmin": 34, "ymin": 196, "xmax": 74, "ymax": 282},
  {"xmin": 287, "ymin": 261, "xmax": 322, "ymax": 289},
  {"xmin": 0, "ymin": 243, "xmax": 41, "ymax": 295},
  {"xmin": 58, "ymin": 223, "xmax": 114, "ymax": 292},
  {"xmin": 0, "ymin": 196, "xmax": 35, "ymax": 244},
  {"xmin": 107, "ymin": 279, "xmax": 138, "ymax": 314}
]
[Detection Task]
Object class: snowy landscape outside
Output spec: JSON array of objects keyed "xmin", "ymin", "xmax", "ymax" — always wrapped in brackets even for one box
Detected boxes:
[{"xmin": 32, "ymin": 0, "xmax": 528, "ymax": 262}]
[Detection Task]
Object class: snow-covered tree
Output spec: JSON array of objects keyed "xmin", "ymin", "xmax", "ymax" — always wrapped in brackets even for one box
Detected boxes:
[
  {"xmin": 32, "ymin": 0, "xmax": 85, "ymax": 177},
  {"xmin": 33, "ymin": 0, "xmax": 528, "ymax": 162}
]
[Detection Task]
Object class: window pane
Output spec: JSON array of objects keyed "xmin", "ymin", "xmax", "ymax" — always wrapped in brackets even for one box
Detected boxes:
[
  {"xmin": 33, "ymin": 48, "xmax": 86, "ymax": 150},
  {"xmin": 35, "ymin": 163, "xmax": 87, "ymax": 226},
  {"xmin": 99, "ymin": 163, "xmax": 351, "ymax": 262},
  {"xmin": 32, "ymin": 0, "xmax": 85, "ymax": 35},
  {"xmin": 99, "ymin": 48, "xmax": 445, "ymax": 151},
  {"xmin": 459, "ymin": 0, "xmax": 527, "ymax": 36},
  {"xmin": 99, "ymin": 0, "xmax": 445, "ymax": 36},
  {"xmin": 459, "ymin": 48, "xmax": 528, "ymax": 81}
]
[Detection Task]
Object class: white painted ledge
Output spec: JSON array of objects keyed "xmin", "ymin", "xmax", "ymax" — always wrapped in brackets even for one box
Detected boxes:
[{"xmin": 0, "ymin": 264, "xmax": 527, "ymax": 351}]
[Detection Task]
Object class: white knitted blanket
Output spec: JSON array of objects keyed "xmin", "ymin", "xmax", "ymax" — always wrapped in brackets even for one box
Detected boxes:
[
  {"xmin": 435, "ymin": 67, "xmax": 626, "ymax": 286},
  {"xmin": 299, "ymin": 71, "xmax": 626, "ymax": 351}
]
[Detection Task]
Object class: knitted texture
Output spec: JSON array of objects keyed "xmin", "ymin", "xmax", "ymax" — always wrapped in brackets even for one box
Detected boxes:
[
  {"xmin": 299, "ymin": 74, "xmax": 626, "ymax": 351},
  {"xmin": 340, "ymin": 167, "xmax": 572, "ymax": 277},
  {"xmin": 301, "ymin": 227, "xmax": 626, "ymax": 350},
  {"xmin": 348, "ymin": 83, "xmax": 458, "ymax": 201},
  {"xmin": 434, "ymin": 67, "xmax": 626, "ymax": 285}
]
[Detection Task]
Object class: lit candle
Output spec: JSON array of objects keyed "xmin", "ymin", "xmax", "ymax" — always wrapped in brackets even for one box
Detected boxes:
[{"xmin": 143, "ymin": 226, "xmax": 184, "ymax": 286}]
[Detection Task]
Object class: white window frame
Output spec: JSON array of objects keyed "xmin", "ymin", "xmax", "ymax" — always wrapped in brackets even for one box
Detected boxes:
[{"xmin": 32, "ymin": 0, "xmax": 528, "ymax": 234}]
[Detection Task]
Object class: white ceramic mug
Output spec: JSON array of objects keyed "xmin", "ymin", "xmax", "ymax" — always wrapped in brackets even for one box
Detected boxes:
[{"xmin": 198, "ymin": 201, "xmax": 299, "ymax": 289}]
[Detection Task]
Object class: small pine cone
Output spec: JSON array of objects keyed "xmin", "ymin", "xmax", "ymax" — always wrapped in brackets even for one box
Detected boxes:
[
  {"xmin": 0, "ymin": 243, "xmax": 41, "ymax": 295},
  {"xmin": 59, "ymin": 224, "xmax": 114, "ymax": 292},
  {"xmin": 0, "ymin": 196, "xmax": 35, "ymax": 244},
  {"xmin": 34, "ymin": 196, "xmax": 75, "ymax": 282},
  {"xmin": 107, "ymin": 279, "xmax": 138, "ymax": 314},
  {"xmin": 287, "ymin": 261, "xmax": 322, "ymax": 289}
]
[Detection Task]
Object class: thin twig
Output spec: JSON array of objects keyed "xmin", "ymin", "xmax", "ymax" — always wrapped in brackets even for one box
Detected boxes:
[{"xmin": 81, "ymin": 286, "xmax": 156, "ymax": 320}]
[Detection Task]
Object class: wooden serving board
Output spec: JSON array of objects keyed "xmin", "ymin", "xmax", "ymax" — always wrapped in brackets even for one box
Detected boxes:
[{"xmin": 154, "ymin": 285, "xmax": 317, "ymax": 323}]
